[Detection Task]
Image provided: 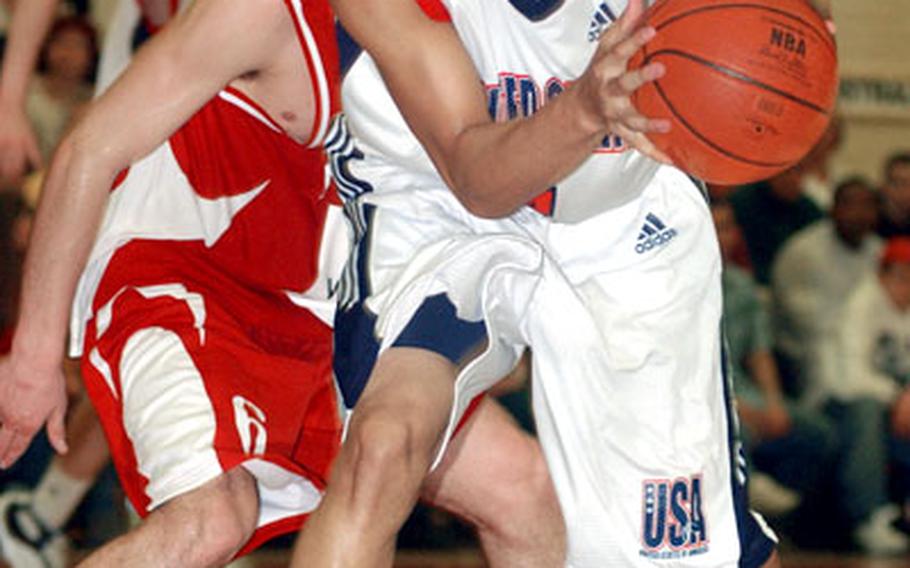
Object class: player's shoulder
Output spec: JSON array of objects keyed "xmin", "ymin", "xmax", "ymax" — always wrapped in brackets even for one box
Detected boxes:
[
  {"xmin": 332, "ymin": 0, "xmax": 446, "ymax": 26},
  {"xmin": 191, "ymin": 0, "xmax": 290, "ymax": 29}
]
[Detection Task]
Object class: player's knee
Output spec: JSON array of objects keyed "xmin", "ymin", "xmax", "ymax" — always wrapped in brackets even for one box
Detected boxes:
[
  {"xmin": 170, "ymin": 473, "xmax": 258, "ymax": 565},
  {"xmin": 349, "ymin": 413, "xmax": 422, "ymax": 476}
]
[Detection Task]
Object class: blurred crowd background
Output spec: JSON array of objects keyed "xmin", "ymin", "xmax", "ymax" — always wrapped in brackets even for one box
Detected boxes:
[{"xmin": 1, "ymin": 0, "xmax": 909, "ymax": 563}]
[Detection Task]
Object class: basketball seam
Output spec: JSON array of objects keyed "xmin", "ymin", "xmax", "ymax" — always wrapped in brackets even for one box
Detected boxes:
[
  {"xmin": 653, "ymin": 3, "xmax": 837, "ymax": 57},
  {"xmin": 645, "ymin": 49, "xmax": 830, "ymax": 115},
  {"xmin": 651, "ymin": 77, "xmax": 791, "ymax": 169}
]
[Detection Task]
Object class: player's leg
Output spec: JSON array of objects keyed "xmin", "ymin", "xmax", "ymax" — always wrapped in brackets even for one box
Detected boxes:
[
  {"xmin": 421, "ymin": 397, "xmax": 565, "ymax": 567},
  {"xmin": 0, "ymin": 395, "xmax": 110, "ymax": 568},
  {"xmin": 81, "ymin": 279, "xmax": 339, "ymax": 566},
  {"xmin": 78, "ymin": 466, "xmax": 258, "ymax": 567},
  {"xmin": 292, "ymin": 346, "xmax": 455, "ymax": 567}
]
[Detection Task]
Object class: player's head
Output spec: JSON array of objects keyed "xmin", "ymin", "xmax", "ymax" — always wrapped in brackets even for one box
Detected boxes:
[
  {"xmin": 831, "ymin": 176, "xmax": 879, "ymax": 248},
  {"xmin": 879, "ymin": 237, "xmax": 910, "ymax": 311},
  {"xmin": 882, "ymin": 152, "xmax": 910, "ymax": 212},
  {"xmin": 39, "ymin": 16, "xmax": 99, "ymax": 84}
]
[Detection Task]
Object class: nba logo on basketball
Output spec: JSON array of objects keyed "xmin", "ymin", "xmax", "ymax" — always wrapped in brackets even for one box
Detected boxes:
[{"xmin": 640, "ymin": 475, "xmax": 709, "ymax": 559}]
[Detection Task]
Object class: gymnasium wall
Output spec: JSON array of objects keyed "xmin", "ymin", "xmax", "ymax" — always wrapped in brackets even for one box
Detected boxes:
[{"xmin": 832, "ymin": 0, "xmax": 910, "ymax": 185}]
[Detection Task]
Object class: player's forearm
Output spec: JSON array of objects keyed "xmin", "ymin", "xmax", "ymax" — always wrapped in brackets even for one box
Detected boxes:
[
  {"xmin": 0, "ymin": 0, "xmax": 59, "ymax": 106},
  {"xmin": 11, "ymin": 136, "xmax": 116, "ymax": 367},
  {"xmin": 448, "ymin": 86, "xmax": 607, "ymax": 218}
]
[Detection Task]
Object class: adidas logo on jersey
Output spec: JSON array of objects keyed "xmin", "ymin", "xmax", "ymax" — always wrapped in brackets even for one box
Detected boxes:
[
  {"xmin": 635, "ymin": 213, "xmax": 677, "ymax": 254},
  {"xmin": 588, "ymin": 2, "xmax": 618, "ymax": 42}
]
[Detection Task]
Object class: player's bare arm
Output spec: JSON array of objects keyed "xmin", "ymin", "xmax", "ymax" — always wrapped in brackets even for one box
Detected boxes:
[
  {"xmin": 333, "ymin": 0, "xmax": 669, "ymax": 218},
  {"xmin": 0, "ymin": 0, "xmax": 59, "ymax": 184},
  {"xmin": 0, "ymin": 0, "xmax": 296, "ymax": 469}
]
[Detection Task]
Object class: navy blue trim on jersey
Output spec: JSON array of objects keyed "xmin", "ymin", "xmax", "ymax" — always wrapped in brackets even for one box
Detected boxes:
[
  {"xmin": 336, "ymin": 22, "xmax": 363, "ymax": 79},
  {"xmin": 325, "ymin": 114, "xmax": 373, "ymax": 203},
  {"xmin": 506, "ymin": 0, "xmax": 565, "ymax": 21},
  {"xmin": 719, "ymin": 331, "xmax": 777, "ymax": 567},
  {"xmin": 393, "ymin": 294, "xmax": 487, "ymax": 365}
]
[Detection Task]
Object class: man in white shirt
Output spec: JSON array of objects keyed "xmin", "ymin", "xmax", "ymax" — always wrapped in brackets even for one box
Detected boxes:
[
  {"xmin": 821, "ymin": 237, "xmax": 910, "ymax": 554},
  {"xmin": 771, "ymin": 177, "xmax": 881, "ymax": 402}
]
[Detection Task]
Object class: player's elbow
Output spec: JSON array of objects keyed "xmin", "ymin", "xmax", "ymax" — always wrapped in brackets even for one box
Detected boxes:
[
  {"xmin": 60, "ymin": 124, "xmax": 123, "ymax": 181},
  {"xmin": 452, "ymin": 185, "xmax": 520, "ymax": 219}
]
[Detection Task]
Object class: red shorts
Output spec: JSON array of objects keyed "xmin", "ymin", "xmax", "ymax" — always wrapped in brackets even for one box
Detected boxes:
[{"xmin": 80, "ymin": 251, "xmax": 340, "ymax": 556}]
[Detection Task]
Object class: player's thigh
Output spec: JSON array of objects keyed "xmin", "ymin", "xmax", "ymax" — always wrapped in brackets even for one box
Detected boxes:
[
  {"xmin": 420, "ymin": 397, "xmax": 554, "ymax": 524},
  {"xmin": 347, "ymin": 347, "xmax": 457, "ymax": 457}
]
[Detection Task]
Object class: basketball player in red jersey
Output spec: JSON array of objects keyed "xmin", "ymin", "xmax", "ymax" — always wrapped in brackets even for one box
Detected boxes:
[
  {"xmin": 0, "ymin": 0, "xmax": 344, "ymax": 564},
  {"xmin": 0, "ymin": 0, "xmax": 563, "ymax": 565}
]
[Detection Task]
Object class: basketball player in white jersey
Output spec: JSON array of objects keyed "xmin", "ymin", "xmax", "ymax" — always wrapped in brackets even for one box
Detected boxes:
[
  {"xmin": 0, "ymin": 1, "xmax": 564, "ymax": 566},
  {"xmin": 294, "ymin": 0, "xmax": 786, "ymax": 565}
]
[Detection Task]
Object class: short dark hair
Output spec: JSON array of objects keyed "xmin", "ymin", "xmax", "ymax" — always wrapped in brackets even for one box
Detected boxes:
[
  {"xmin": 832, "ymin": 175, "xmax": 876, "ymax": 206},
  {"xmin": 885, "ymin": 152, "xmax": 910, "ymax": 182},
  {"xmin": 38, "ymin": 15, "xmax": 99, "ymax": 83}
]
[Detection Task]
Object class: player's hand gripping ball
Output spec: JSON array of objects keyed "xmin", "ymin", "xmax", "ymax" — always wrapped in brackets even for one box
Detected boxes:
[{"xmin": 628, "ymin": 0, "xmax": 838, "ymax": 184}]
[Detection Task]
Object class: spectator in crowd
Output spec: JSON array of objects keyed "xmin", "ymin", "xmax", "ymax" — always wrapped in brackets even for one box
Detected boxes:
[
  {"xmin": 25, "ymin": 15, "xmax": 97, "ymax": 163},
  {"xmin": 822, "ymin": 237, "xmax": 910, "ymax": 554},
  {"xmin": 772, "ymin": 177, "xmax": 881, "ymax": 400},
  {"xmin": 878, "ymin": 152, "xmax": 910, "ymax": 238},
  {"xmin": 712, "ymin": 198, "xmax": 837, "ymax": 518},
  {"xmin": 730, "ymin": 165, "xmax": 825, "ymax": 286}
]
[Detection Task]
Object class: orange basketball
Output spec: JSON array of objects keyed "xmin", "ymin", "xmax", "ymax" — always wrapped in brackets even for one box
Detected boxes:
[{"xmin": 628, "ymin": 0, "xmax": 838, "ymax": 185}]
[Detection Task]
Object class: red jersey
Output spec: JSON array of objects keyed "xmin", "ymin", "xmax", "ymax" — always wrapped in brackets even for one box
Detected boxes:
[{"xmin": 71, "ymin": 0, "xmax": 342, "ymax": 355}]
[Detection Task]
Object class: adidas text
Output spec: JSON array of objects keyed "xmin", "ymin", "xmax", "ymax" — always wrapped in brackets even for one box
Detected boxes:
[{"xmin": 636, "ymin": 228, "xmax": 678, "ymax": 254}]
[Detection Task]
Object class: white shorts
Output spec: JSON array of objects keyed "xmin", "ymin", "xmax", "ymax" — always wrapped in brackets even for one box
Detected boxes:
[{"xmin": 333, "ymin": 163, "xmax": 776, "ymax": 567}]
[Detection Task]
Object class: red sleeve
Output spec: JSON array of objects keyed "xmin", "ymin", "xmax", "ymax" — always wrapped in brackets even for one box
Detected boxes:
[{"xmin": 416, "ymin": 0, "xmax": 451, "ymax": 22}]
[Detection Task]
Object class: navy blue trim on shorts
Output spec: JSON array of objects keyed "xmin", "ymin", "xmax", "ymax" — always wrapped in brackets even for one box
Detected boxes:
[
  {"xmin": 392, "ymin": 293, "xmax": 487, "ymax": 365},
  {"xmin": 334, "ymin": 293, "xmax": 488, "ymax": 410},
  {"xmin": 334, "ymin": 201, "xmax": 377, "ymax": 409},
  {"xmin": 333, "ymin": 198, "xmax": 488, "ymax": 409},
  {"xmin": 720, "ymin": 329, "xmax": 777, "ymax": 567},
  {"xmin": 333, "ymin": 301, "xmax": 381, "ymax": 409}
]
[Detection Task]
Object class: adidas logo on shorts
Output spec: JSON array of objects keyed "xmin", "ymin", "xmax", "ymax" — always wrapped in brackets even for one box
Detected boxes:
[{"xmin": 635, "ymin": 213, "xmax": 678, "ymax": 254}]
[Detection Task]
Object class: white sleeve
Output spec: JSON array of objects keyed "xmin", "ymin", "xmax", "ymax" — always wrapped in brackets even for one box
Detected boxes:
[
  {"xmin": 834, "ymin": 281, "xmax": 901, "ymax": 404},
  {"xmin": 772, "ymin": 236, "xmax": 825, "ymax": 340}
]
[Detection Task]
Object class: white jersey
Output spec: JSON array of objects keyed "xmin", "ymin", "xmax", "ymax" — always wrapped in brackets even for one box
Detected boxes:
[
  {"xmin": 331, "ymin": 1, "xmax": 776, "ymax": 565},
  {"xmin": 339, "ymin": 0, "xmax": 658, "ymax": 223}
]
